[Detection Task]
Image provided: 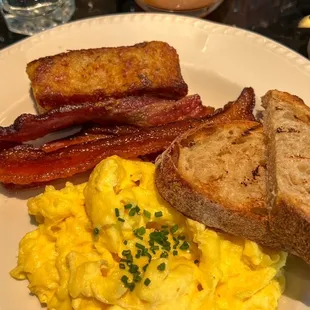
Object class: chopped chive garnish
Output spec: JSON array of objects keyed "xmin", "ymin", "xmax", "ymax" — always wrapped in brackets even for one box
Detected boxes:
[
  {"xmin": 120, "ymin": 258, "xmax": 129, "ymax": 263},
  {"xmin": 129, "ymin": 208, "xmax": 136, "ymax": 216},
  {"xmin": 161, "ymin": 225, "xmax": 168, "ymax": 229},
  {"xmin": 129, "ymin": 264, "xmax": 139, "ymax": 273},
  {"xmin": 135, "ymin": 243, "xmax": 145, "ymax": 250},
  {"xmin": 127, "ymin": 282, "xmax": 135, "ymax": 291},
  {"xmin": 147, "ymin": 253, "xmax": 152, "ymax": 262},
  {"xmin": 133, "ymin": 231, "xmax": 143, "ymax": 240},
  {"xmin": 142, "ymin": 264, "xmax": 149, "ymax": 272},
  {"xmin": 178, "ymin": 235, "xmax": 186, "ymax": 240},
  {"xmin": 124, "ymin": 204, "xmax": 132, "ymax": 209},
  {"xmin": 170, "ymin": 225, "xmax": 179, "ymax": 234},
  {"xmin": 173, "ymin": 250, "xmax": 178, "ymax": 256},
  {"xmin": 160, "ymin": 251, "xmax": 169, "ymax": 258},
  {"xmin": 162, "ymin": 246, "xmax": 171, "ymax": 251},
  {"xmin": 122, "ymin": 250, "xmax": 131, "ymax": 256},
  {"xmin": 143, "ymin": 210, "xmax": 151, "ymax": 219},
  {"xmin": 137, "ymin": 227, "xmax": 146, "ymax": 235},
  {"xmin": 141, "ymin": 248, "xmax": 149, "ymax": 256},
  {"xmin": 150, "ymin": 246, "xmax": 159, "ymax": 253},
  {"xmin": 118, "ymin": 218, "xmax": 125, "ymax": 222},
  {"xmin": 144, "ymin": 278, "xmax": 151, "ymax": 286},
  {"xmin": 123, "ymin": 240, "xmax": 128, "ymax": 245},
  {"xmin": 115, "ymin": 208, "xmax": 120, "ymax": 217},
  {"xmin": 180, "ymin": 241, "xmax": 189, "ymax": 250},
  {"xmin": 93, "ymin": 227, "xmax": 100, "ymax": 235},
  {"xmin": 121, "ymin": 275, "xmax": 128, "ymax": 284},
  {"xmin": 155, "ymin": 211, "xmax": 163, "ymax": 218},
  {"xmin": 133, "ymin": 274, "xmax": 142, "ymax": 282},
  {"xmin": 157, "ymin": 262, "xmax": 166, "ymax": 271},
  {"xmin": 119, "ymin": 263, "xmax": 126, "ymax": 269},
  {"xmin": 136, "ymin": 206, "xmax": 141, "ymax": 214}
]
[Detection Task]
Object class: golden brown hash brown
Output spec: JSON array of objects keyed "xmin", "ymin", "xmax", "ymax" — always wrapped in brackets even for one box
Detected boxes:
[{"xmin": 26, "ymin": 41, "xmax": 188, "ymax": 112}]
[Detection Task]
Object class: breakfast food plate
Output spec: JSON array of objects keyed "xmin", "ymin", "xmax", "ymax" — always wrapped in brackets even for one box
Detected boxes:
[{"xmin": 0, "ymin": 13, "xmax": 310, "ymax": 310}]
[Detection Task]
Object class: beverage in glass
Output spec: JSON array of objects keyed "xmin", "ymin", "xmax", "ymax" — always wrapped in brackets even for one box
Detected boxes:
[
  {"xmin": 135, "ymin": 0, "xmax": 225, "ymax": 17},
  {"xmin": 0, "ymin": 0, "xmax": 75, "ymax": 35}
]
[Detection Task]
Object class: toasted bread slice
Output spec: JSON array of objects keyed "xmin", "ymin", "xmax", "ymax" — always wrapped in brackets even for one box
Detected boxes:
[
  {"xmin": 155, "ymin": 120, "xmax": 281, "ymax": 248},
  {"xmin": 26, "ymin": 41, "xmax": 188, "ymax": 113},
  {"xmin": 262, "ymin": 90, "xmax": 310, "ymax": 263}
]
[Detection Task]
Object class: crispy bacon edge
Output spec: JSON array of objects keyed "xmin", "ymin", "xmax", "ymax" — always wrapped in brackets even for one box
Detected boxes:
[{"xmin": 0, "ymin": 95, "xmax": 213, "ymax": 143}]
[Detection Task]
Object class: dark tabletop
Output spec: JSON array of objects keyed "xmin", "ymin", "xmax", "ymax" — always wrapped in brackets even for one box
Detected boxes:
[{"xmin": 1, "ymin": 0, "xmax": 310, "ymax": 58}]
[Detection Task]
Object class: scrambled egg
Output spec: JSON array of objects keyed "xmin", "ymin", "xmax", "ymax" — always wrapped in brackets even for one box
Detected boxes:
[{"xmin": 11, "ymin": 156, "xmax": 287, "ymax": 310}]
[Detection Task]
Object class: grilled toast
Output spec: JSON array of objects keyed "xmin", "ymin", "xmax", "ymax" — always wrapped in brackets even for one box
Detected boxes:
[
  {"xmin": 262, "ymin": 90, "xmax": 310, "ymax": 264},
  {"xmin": 26, "ymin": 41, "xmax": 188, "ymax": 113},
  {"xmin": 155, "ymin": 121, "xmax": 281, "ymax": 249}
]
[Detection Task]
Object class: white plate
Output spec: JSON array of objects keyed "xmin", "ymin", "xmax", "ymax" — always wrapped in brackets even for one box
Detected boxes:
[{"xmin": 1, "ymin": 13, "xmax": 310, "ymax": 310}]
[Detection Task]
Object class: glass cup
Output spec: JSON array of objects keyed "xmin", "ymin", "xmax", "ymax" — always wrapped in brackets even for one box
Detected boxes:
[
  {"xmin": 0, "ymin": 0, "xmax": 76, "ymax": 36},
  {"xmin": 135, "ymin": 0, "xmax": 225, "ymax": 17}
]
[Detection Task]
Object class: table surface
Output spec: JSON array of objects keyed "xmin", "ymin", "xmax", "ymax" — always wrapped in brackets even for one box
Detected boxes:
[{"xmin": 0, "ymin": 0, "xmax": 310, "ymax": 58}]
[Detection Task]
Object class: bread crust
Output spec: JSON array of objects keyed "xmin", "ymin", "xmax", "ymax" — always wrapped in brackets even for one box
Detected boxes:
[
  {"xmin": 155, "ymin": 121, "xmax": 282, "ymax": 249},
  {"xmin": 262, "ymin": 89, "xmax": 310, "ymax": 263},
  {"xmin": 271, "ymin": 197, "xmax": 310, "ymax": 264}
]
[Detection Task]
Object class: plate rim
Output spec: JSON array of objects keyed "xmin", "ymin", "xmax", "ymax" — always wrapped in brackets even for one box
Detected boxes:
[{"xmin": 0, "ymin": 12, "xmax": 309, "ymax": 72}]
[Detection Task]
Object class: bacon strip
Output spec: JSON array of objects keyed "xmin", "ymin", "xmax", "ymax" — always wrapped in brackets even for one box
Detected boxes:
[
  {"xmin": 0, "ymin": 95, "xmax": 212, "ymax": 143},
  {"xmin": 0, "ymin": 87, "xmax": 255, "ymax": 186},
  {"xmin": 41, "ymin": 134, "xmax": 114, "ymax": 153}
]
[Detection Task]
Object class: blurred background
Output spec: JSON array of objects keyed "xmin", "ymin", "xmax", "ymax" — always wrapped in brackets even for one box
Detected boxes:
[{"xmin": 0, "ymin": 0, "xmax": 309, "ymax": 58}]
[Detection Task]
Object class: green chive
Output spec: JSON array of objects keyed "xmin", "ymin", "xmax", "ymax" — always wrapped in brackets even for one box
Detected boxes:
[
  {"xmin": 129, "ymin": 208, "xmax": 136, "ymax": 216},
  {"xmin": 180, "ymin": 241, "xmax": 189, "ymax": 251},
  {"xmin": 124, "ymin": 204, "xmax": 132, "ymax": 209},
  {"xmin": 147, "ymin": 253, "xmax": 152, "ymax": 262},
  {"xmin": 122, "ymin": 250, "xmax": 131, "ymax": 256},
  {"xmin": 133, "ymin": 274, "xmax": 142, "ymax": 283},
  {"xmin": 135, "ymin": 243, "xmax": 145, "ymax": 250},
  {"xmin": 115, "ymin": 208, "xmax": 120, "ymax": 217},
  {"xmin": 123, "ymin": 240, "xmax": 128, "ymax": 245},
  {"xmin": 162, "ymin": 245, "xmax": 171, "ymax": 251},
  {"xmin": 144, "ymin": 278, "xmax": 151, "ymax": 286},
  {"xmin": 155, "ymin": 211, "xmax": 163, "ymax": 218},
  {"xmin": 137, "ymin": 227, "xmax": 146, "ymax": 235},
  {"xmin": 143, "ymin": 264, "xmax": 149, "ymax": 272},
  {"xmin": 118, "ymin": 218, "xmax": 125, "ymax": 222},
  {"xmin": 119, "ymin": 263, "xmax": 126, "ymax": 269},
  {"xmin": 157, "ymin": 262, "xmax": 166, "ymax": 271},
  {"xmin": 129, "ymin": 264, "xmax": 139, "ymax": 273},
  {"xmin": 141, "ymin": 248, "xmax": 149, "ymax": 256},
  {"xmin": 170, "ymin": 225, "xmax": 179, "ymax": 234},
  {"xmin": 173, "ymin": 250, "xmax": 178, "ymax": 256},
  {"xmin": 150, "ymin": 246, "xmax": 159, "ymax": 254},
  {"xmin": 127, "ymin": 282, "xmax": 135, "ymax": 291},
  {"xmin": 136, "ymin": 206, "xmax": 141, "ymax": 214},
  {"xmin": 143, "ymin": 210, "xmax": 151, "ymax": 219},
  {"xmin": 160, "ymin": 251, "xmax": 169, "ymax": 258},
  {"xmin": 178, "ymin": 235, "xmax": 186, "ymax": 240},
  {"xmin": 161, "ymin": 225, "xmax": 168, "ymax": 229},
  {"xmin": 93, "ymin": 227, "xmax": 100, "ymax": 235},
  {"xmin": 121, "ymin": 275, "xmax": 128, "ymax": 284}
]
